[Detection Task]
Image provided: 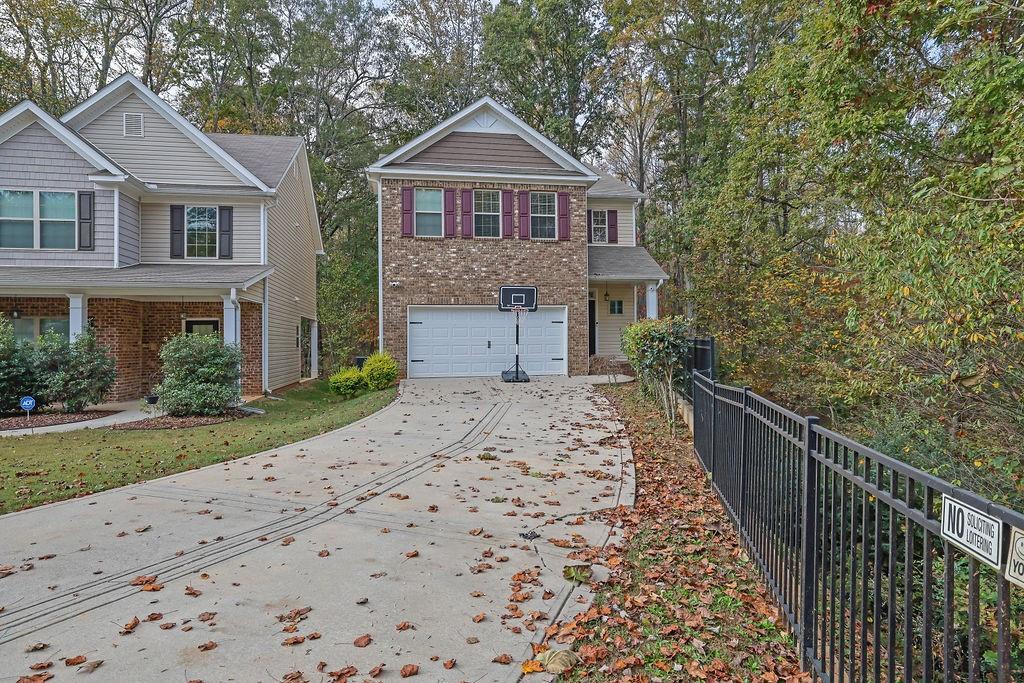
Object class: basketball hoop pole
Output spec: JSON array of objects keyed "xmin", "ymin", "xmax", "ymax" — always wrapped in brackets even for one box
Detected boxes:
[{"xmin": 513, "ymin": 308, "xmax": 522, "ymax": 381}]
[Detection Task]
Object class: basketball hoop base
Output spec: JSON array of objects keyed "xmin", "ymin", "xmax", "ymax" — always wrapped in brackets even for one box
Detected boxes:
[{"xmin": 501, "ymin": 369, "xmax": 531, "ymax": 383}]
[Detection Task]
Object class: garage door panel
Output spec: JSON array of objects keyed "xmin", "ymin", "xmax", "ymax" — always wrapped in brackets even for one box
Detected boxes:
[{"xmin": 407, "ymin": 306, "xmax": 567, "ymax": 378}]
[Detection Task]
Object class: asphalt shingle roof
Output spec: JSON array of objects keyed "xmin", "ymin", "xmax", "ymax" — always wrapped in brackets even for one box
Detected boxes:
[
  {"xmin": 206, "ymin": 133, "xmax": 304, "ymax": 188},
  {"xmin": 588, "ymin": 246, "xmax": 667, "ymax": 281}
]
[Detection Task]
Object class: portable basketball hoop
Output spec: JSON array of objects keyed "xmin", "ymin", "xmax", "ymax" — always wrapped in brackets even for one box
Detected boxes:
[{"xmin": 498, "ymin": 286, "xmax": 537, "ymax": 383}]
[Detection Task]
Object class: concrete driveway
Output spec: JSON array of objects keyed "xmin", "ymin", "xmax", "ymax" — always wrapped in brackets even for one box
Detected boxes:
[{"xmin": 0, "ymin": 377, "xmax": 634, "ymax": 682}]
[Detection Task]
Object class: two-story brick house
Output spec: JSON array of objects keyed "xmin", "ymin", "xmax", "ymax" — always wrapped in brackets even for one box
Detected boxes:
[
  {"xmin": 0, "ymin": 74, "xmax": 322, "ymax": 400},
  {"xmin": 368, "ymin": 97, "xmax": 666, "ymax": 378}
]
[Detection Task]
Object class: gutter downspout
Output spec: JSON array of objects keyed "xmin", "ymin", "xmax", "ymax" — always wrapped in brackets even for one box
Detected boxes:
[
  {"xmin": 262, "ymin": 278, "xmax": 270, "ymax": 394},
  {"xmin": 376, "ymin": 178, "xmax": 384, "ymax": 352},
  {"xmin": 112, "ymin": 188, "xmax": 120, "ymax": 267}
]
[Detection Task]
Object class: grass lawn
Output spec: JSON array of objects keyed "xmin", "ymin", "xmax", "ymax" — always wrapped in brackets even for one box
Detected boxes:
[
  {"xmin": 545, "ymin": 383, "xmax": 804, "ymax": 682},
  {"xmin": 0, "ymin": 382, "xmax": 396, "ymax": 514}
]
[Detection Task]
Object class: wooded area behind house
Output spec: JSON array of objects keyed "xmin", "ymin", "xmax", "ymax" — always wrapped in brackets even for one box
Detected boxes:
[{"xmin": 2, "ymin": 0, "xmax": 1021, "ymax": 506}]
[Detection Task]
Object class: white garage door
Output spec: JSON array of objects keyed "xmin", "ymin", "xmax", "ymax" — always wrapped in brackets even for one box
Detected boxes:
[{"xmin": 407, "ymin": 305, "xmax": 567, "ymax": 378}]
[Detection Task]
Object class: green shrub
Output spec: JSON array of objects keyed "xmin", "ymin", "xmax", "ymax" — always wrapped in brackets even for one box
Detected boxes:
[
  {"xmin": 155, "ymin": 333, "xmax": 241, "ymax": 416},
  {"xmin": 362, "ymin": 352, "xmax": 398, "ymax": 391},
  {"xmin": 621, "ymin": 316, "xmax": 695, "ymax": 432},
  {"xmin": 329, "ymin": 366, "xmax": 367, "ymax": 398},
  {"xmin": 33, "ymin": 328, "xmax": 116, "ymax": 413},
  {"xmin": 0, "ymin": 316, "xmax": 41, "ymax": 412}
]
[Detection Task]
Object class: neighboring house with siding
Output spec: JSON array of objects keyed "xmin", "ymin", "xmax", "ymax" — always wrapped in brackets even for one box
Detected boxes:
[
  {"xmin": 367, "ymin": 97, "xmax": 666, "ymax": 379},
  {"xmin": 0, "ymin": 74, "xmax": 322, "ymax": 400}
]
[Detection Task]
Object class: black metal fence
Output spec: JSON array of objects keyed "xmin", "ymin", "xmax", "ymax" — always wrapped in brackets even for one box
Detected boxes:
[
  {"xmin": 675, "ymin": 337, "xmax": 717, "ymax": 400},
  {"xmin": 691, "ymin": 371, "xmax": 1024, "ymax": 682}
]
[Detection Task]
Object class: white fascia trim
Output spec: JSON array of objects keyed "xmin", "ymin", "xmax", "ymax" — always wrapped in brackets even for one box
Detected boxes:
[
  {"xmin": 61, "ymin": 74, "xmax": 270, "ymax": 191},
  {"xmin": 299, "ymin": 148, "xmax": 324, "ymax": 254},
  {"xmin": 113, "ymin": 188, "xmax": 120, "ymax": 267},
  {"xmin": 367, "ymin": 167, "xmax": 599, "ymax": 186},
  {"xmin": 376, "ymin": 178, "xmax": 384, "ymax": 352},
  {"xmin": 373, "ymin": 97, "xmax": 595, "ymax": 178},
  {"xmin": 242, "ymin": 268, "xmax": 275, "ymax": 290},
  {"xmin": 0, "ymin": 101, "xmax": 124, "ymax": 176}
]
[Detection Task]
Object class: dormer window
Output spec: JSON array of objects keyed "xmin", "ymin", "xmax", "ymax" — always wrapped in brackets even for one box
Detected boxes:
[{"xmin": 123, "ymin": 112, "xmax": 144, "ymax": 137}]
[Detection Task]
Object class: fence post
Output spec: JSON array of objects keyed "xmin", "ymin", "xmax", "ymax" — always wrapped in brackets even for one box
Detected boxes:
[
  {"xmin": 799, "ymin": 416, "xmax": 820, "ymax": 669},
  {"xmin": 738, "ymin": 387, "xmax": 751, "ymax": 524},
  {"xmin": 709, "ymin": 381, "xmax": 718, "ymax": 479}
]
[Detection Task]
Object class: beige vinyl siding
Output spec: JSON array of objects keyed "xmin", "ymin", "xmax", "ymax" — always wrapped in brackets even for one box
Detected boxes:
[
  {"xmin": 139, "ymin": 200, "xmax": 262, "ymax": 263},
  {"xmin": 238, "ymin": 278, "xmax": 263, "ymax": 303},
  {"xmin": 587, "ymin": 199, "xmax": 636, "ymax": 247},
  {"xmin": 592, "ymin": 283, "xmax": 636, "ymax": 357},
  {"xmin": 118, "ymin": 193, "xmax": 141, "ymax": 266},
  {"xmin": 0, "ymin": 122, "xmax": 114, "ymax": 266},
  {"xmin": 404, "ymin": 132, "xmax": 565, "ymax": 170},
  {"xmin": 266, "ymin": 151, "xmax": 317, "ymax": 390},
  {"xmin": 78, "ymin": 93, "xmax": 244, "ymax": 186}
]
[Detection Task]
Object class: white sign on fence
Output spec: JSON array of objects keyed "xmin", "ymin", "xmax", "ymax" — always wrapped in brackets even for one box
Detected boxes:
[
  {"xmin": 941, "ymin": 494, "xmax": 1002, "ymax": 569},
  {"xmin": 1005, "ymin": 527, "xmax": 1024, "ymax": 589}
]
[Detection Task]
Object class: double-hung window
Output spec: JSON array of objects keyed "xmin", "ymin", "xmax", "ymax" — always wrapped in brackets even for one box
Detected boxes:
[
  {"xmin": 530, "ymin": 192, "xmax": 556, "ymax": 240},
  {"xmin": 474, "ymin": 190, "xmax": 500, "ymax": 238},
  {"xmin": 414, "ymin": 188, "xmax": 443, "ymax": 237},
  {"xmin": 13, "ymin": 317, "xmax": 70, "ymax": 343},
  {"xmin": 186, "ymin": 206, "xmax": 218, "ymax": 258},
  {"xmin": 591, "ymin": 209, "xmax": 608, "ymax": 244},
  {"xmin": 0, "ymin": 190, "xmax": 76, "ymax": 249}
]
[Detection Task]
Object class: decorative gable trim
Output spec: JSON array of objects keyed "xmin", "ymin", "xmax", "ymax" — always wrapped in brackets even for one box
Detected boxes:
[
  {"xmin": 61, "ymin": 74, "xmax": 270, "ymax": 191},
  {"xmin": 0, "ymin": 100, "xmax": 126, "ymax": 177},
  {"xmin": 368, "ymin": 97, "xmax": 599, "ymax": 182}
]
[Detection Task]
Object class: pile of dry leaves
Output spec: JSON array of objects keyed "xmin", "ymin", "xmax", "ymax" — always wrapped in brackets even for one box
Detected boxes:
[{"xmin": 540, "ymin": 383, "xmax": 807, "ymax": 682}]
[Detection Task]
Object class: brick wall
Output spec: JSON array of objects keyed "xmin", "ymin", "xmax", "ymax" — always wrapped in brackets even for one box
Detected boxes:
[
  {"xmin": 380, "ymin": 178, "xmax": 590, "ymax": 376},
  {"xmin": 90, "ymin": 298, "xmax": 144, "ymax": 400},
  {"xmin": 0, "ymin": 297, "xmax": 264, "ymax": 402},
  {"xmin": 240, "ymin": 301, "xmax": 263, "ymax": 395}
]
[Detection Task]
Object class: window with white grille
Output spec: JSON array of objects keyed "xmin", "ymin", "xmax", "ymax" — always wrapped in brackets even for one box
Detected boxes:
[{"xmin": 123, "ymin": 112, "xmax": 144, "ymax": 137}]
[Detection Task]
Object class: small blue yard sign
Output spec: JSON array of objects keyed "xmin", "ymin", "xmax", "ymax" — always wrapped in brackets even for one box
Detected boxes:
[{"xmin": 20, "ymin": 396, "xmax": 36, "ymax": 413}]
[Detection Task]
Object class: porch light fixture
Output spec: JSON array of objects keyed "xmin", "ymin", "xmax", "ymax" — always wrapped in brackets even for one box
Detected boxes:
[
  {"xmin": 603, "ymin": 285, "xmax": 609, "ymax": 302},
  {"xmin": 10, "ymin": 309, "xmax": 20, "ymax": 319}
]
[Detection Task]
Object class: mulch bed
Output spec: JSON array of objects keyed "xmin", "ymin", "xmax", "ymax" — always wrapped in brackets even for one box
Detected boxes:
[
  {"xmin": 0, "ymin": 410, "xmax": 118, "ymax": 431},
  {"xmin": 541, "ymin": 384, "xmax": 805, "ymax": 682},
  {"xmin": 111, "ymin": 408, "xmax": 250, "ymax": 431}
]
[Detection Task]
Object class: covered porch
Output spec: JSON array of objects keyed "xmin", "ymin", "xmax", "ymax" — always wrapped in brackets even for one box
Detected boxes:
[
  {"xmin": 0, "ymin": 264, "xmax": 273, "ymax": 401},
  {"xmin": 588, "ymin": 246, "xmax": 667, "ymax": 360}
]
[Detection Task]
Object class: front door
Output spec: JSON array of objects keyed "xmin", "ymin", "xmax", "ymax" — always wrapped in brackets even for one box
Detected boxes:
[{"xmin": 588, "ymin": 299, "xmax": 596, "ymax": 355}]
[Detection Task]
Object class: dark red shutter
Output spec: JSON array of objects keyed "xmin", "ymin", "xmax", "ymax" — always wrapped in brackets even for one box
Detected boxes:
[
  {"xmin": 586, "ymin": 209, "xmax": 593, "ymax": 243},
  {"xmin": 461, "ymin": 189, "xmax": 473, "ymax": 238},
  {"xmin": 518, "ymin": 191, "xmax": 530, "ymax": 239},
  {"xmin": 557, "ymin": 192, "xmax": 570, "ymax": 240},
  {"xmin": 444, "ymin": 188, "xmax": 456, "ymax": 237},
  {"xmin": 608, "ymin": 209, "xmax": 618, "ymax": 244},
  {"xmin": 401, "ymin": 187, "xmax": 414, "ymax": 237},
  {"xmin": 501, "ymin": 190, "xmax": 513, "ymax": 238}
]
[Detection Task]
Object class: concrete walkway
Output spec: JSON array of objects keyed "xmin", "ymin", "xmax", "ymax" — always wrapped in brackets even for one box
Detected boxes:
[
  {"xmin": 0, "ymin": 377, "xmax": 634, "ymax": 682},
  {"xmin": 0, "ymin": 400, "xmax": 160, "ymax": 437}
]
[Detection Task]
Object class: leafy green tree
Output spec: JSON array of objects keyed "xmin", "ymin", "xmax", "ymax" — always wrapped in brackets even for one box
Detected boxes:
[{"xmin": 482, "ymin": 0, "xmax": 614, "ymax": 158}]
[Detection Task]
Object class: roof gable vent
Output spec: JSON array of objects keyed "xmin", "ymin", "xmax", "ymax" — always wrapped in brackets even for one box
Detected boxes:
[{"xmin": 123, "ymin": 112, "xmax": 144, "ymax": 137}]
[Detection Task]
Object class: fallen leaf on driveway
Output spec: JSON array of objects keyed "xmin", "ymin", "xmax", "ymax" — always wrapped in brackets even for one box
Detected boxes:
[
  {"xmin": 368, "ymin": 663, "xmax": 384, "ymax": 677},
  {"xmin": 353, "ymin": 634, "xmax": 372, "ymax": 647},
  {"xmin": 404, "ymin": 550, "xmax": 419, "ymax": 558},
  {"xmin": 28, "ymin": 662, "xmax": 52, "ymax": 670},
  {"xmin": 139, "ymin": 583, "xmax": 163, "ymax": 592},
  {"xmin": 400, "ymin": 664, "xmax": 419, "ymax": 677},
  {"xmin": 129, "ymin": 575, "xmax": 157, "ymax": 586},
  {"xmin": 493, "ymin": 654, "xmax": 513, "ymax": 664},
  {"xmin": 282, "ymin": 635, "xmax": 305, "ymax": 646},
  {"xmin": 64, "ymin": 656, "xmax": 87, "ymax": 666},
  {"xmin": 185, "ymin": 585, "xmax": 202, "ymax": 597},
  {"xmin": 281, "ymin": 536, "xmax": 295, "ymax": 546},
  {"xmin": 135, "ymin": 525, "xmax": 151, "ymax": 533},
  {"xmin": 443, "ymin": 659, "xmax": 456, "ymax": 669},
  {"xmin": 77, "ymin": 660, "xmax": 104, "ymax": 674},
  {"xmin": 198, "ymin": 641, "xmax": 217, "ymax": 651},
  {"xmin": 145, "ymin": 612, "xmax": 163, "ymax": 622},
  {"xmin": 521, "ymin": 660, "xmax": 544, "ymax": 674},
  {"xmin": 318, "ymin": 549, "xmax": 329, "ymax": 557},
  {"xmin": 328, "ymin": 666, "xmax": 357, "ymax": 680},
  {"xmin": 16, "ymin": 674, "xmax": 53, "ymax": 683},
  {"xmin": 472, "ymin": 613, "xmax": 485, "ymax": 623},
  {"xmin": 469, "ymin": 528, "xmax": 484, "ymax": 536},
  {"xmin": 25, "ymin": 643, "xmax": 48, "ymax": 652},
  {"xmin": 307, "ymin": 632, "xmax": 321, "ymax": 640},
  {"xmin": 120, "ymin": 616, "xmax": 140, "ymax": 634},
  {"xmin": 198, "ymin": 612, "xmax": 217, "ymax": 622},
  {"xmin": 395, "ymin": 621, "xmax": 414, "ymax": 631}
]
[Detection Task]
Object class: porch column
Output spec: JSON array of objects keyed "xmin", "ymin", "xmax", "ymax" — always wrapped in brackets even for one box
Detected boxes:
[
  {"xmin": 645, "ymin": 281, "xmax": 660, "ymax": 319},
  {"xmin": 310, "ymin": 320, "xmax": 319, "ymax": 378},
  {"xmin": 222, "ymin": 292, "xmax": 240, "ymax": 348},
  {"xmin": 67, "ymin": 294, "xmax": 87, "ymax": 340}
]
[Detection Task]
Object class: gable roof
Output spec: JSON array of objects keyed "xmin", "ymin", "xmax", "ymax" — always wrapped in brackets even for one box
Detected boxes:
[
  {"xmin": 368, "ymin": 97, "xmax": 600, "ymax": 183},
  {"xmin": 0, "ymin": 100, "xmax": 127, "ymax": 177},
  {"xmin": 61, "ymin": 74, "xmax": 270, "ymax": 191},
  {"xmin": 586, "ymin": 163, "xmax": 645, "ymax": 200},
  {"xmin": 207, "ymin": 133, "xmax": 305, "ymax": 188}
]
